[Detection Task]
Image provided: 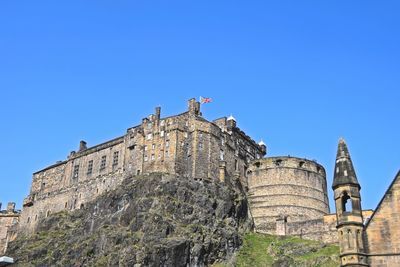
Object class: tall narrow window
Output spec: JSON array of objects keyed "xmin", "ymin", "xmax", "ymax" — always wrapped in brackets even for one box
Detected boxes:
[
  {"xmin": 113, "ymin": 151, "xmax": 119, "ymax": 167},
  {"xmin": 87, "ymin": 160, "xmax": 93, "ymax": 175},
  {"xmin": 100, "ymin": 156, "xmax": 107, "ymax": 171},
  {"xmin": 73, "ymin": 164, "xmax": 79, "ymax": 180},
  {"xmin": 342, "ymin": 192, "xmax": 352, "ymax": 212},
  {"xmin": 235, "ymin": 159, "xmax": 238, "ymax": 171}
]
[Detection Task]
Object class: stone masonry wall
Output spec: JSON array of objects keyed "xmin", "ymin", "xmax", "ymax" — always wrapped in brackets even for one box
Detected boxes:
[
  {"xmin": 365, "ymin": 171, "xmax": 400, "ymax": 267},
  {"xmin": 0, "ymin": 203, "xmax": 20, "ymax": 255},
  {"xmin": 247, "ymin": 157, "xmax": 330, "ymax": 234}
]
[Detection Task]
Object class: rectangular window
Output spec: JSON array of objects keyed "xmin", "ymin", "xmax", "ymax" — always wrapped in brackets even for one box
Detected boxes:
[
  {"xmin": 152, "ymin": 144, "xmax": 155, "ymax": 150},
  {"xmin": 87, "ymin": 160, "xmax": 93, "ymax": 175},
  {"xmin": 100, "ymin": 156, "xmax": 107, "ymax": 171},
  {"xmin": 73, "ymin": 164, "xmax": 79, "ymax": 179},
  {"xmin": 160, "ymin": 130, "xmax": 165, "ymax": 137},
  {"xmin": 113, "ymin": 151, "xmax": 119, "ymax": 166},
  {"xmin": 165, "ymin": 150, "xmax": 169, "ymax": 158},
  {"xmin": 144, "ymin": 145, "xmax": 148, "ymax": 151},
  {"xmin": 144, "ymin": 154, "xmax": 148, "ymax": 161},
  {"xmin": 147, "ymin": 133, "xmax": 152, "ymax": 140},
  {"xmin": 235, "ymin": 159, "xmax": 238, "ymax": 171},
  {"xmin": 166, "ymin": 140, "xmax": 170, "ymax": 147},
  {"xmin": 199, "ymin": 142, "xmax": 203, "ymax": 150},
  {"xmin": 151, "ymin": 154, "xmax": 155, "ymax": 160}
]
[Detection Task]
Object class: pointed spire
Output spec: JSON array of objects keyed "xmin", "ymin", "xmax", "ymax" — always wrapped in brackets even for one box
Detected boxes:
[{"xmin": 332, "ymin": 138, "xmax": 360, "ymax": 189}]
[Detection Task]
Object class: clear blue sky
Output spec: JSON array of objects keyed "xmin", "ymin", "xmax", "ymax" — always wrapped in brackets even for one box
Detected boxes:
[{"xmin": 1, "ymin": 1, "xmax": 399, "ymax": 212}]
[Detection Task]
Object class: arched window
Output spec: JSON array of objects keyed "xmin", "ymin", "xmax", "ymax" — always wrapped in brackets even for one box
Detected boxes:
[{"xmin": 342, "ymin": 192, "xmax": 352, "ymax": 212}]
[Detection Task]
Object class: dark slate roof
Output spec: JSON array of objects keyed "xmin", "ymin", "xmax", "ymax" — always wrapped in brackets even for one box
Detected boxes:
[{"xmin": 332, "ymin": 138, "xmax": 360, "ymax": 189}]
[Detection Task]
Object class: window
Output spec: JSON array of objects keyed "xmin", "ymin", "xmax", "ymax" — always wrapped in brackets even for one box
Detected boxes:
[
  {"xmin": 166, "ymin": 140, "xmax": 170, "ymax": 147},
  {"xmin": 147, "ymin": 133, "xmax": 152, "ymax": 140},
  {"xmin": 144, "ymin": 154, "xmax": 148, "ymax": 161},
  {"xmin": 235, "ymin": 159, "xmax": 238, "ymax": 171},
  {"xmin": 144, "ymin": 145, "xmax": 148, "ymax": 151},
  {"xmin": 151, "ymin": 154, "xmax": 155, "ymax": 160},
  {"xmin": 160, "ymin": 130, "xmax": 165, "ymax": 137},
  {"xmin": 220, "ymin": 150, "xmax": 224, "ymax": 160},
  {"xmin": 342, "ymin": 192, "xmax": 352, "ymax": 212},
  {"xmin": 152, "ymin": 144, "xmax": 155, "ymax": 150},
  {"xmin": 113, "ymin": 151, "xmax": 119, "ymax": 166},
  {"xmin": 100, "ymin": 156, "xmax": 107, "ymax": 171},
  {"xmin": 87, "ymin": 160, "xmax": 93, "ymax": 175},
  {"xmin": 184, "ymin": 132, "xmax": 188, "ymax": 138},
  {"xmin": 199, "ymin": 142, "xmax": 203, "ymax": 150},
  {"xmin": 165, "ymin": 151, "xmax": 169, "ymax": 158},
  {"xmin": 199, "ymin": 132, "xmax": 203, "ymax": 138},
  {"xmin": 73, "ymin": 165, "xmax": 79, "ymax": 179}
]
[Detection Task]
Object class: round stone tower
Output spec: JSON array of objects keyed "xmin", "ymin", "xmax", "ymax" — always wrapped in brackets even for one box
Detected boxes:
[{"xmin": 247, "ymin": 156, "xmax": 330, "ymax": 234}]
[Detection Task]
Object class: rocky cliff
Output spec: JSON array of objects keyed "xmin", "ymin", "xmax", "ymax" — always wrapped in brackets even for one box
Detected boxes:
[{"xmin": 7, "ymin": 173, "xmax": 252, "ymax": 266}]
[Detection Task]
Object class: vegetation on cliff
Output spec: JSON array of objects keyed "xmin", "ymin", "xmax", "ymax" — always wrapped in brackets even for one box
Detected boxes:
[{"xmin": 214, "ymin": 233, "xmax": 339, "ymax": 267}]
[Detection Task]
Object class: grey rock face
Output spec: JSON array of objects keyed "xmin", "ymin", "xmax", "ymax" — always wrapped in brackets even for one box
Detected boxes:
[{"xmin": 8, "ymin": 173, "xmax": 252, "ymax": 266}]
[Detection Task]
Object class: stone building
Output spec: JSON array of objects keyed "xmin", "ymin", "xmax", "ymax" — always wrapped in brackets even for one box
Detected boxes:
[
  {"xmin": 17, "ymin": 98, "xmax": 266, "ymax": 234},
  {"xmin": 333, "ymin": 139, "xmax": 400, "ymax": 267},
  {"xmin": 0, "ymin": 203, "xmax": 19, "ymax": 255}
]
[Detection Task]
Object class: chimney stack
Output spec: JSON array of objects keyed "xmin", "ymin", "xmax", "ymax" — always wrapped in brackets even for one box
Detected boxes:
[
  {"xmin": 79, "ymin": 140, "xmax": 87, "ymax": 152},
  {"xmin": 155, "ymin": 106, "xmax": 161, "ymax": 121},
  {"xmin": 7, "ymin": 202, "xmax": 15, "ymax": 213}
]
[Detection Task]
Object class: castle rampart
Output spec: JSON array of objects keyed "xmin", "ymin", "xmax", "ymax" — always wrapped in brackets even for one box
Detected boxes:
[{"xmin": 247, "ymin": 156, "xmax": 330, "ymax": 234}]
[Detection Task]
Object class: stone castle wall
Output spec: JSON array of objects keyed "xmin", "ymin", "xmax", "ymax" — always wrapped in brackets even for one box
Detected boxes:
[
  {"xmin": 17, "ymin": 99, "xmax": 265, "ymax": 234},
  {"xmin": 247, "ymin": 157, "xmax": 330, "ymax": 234},
  {"xmin": 0, "ymin": 203, "xmax": 19, "ymax": 254}
]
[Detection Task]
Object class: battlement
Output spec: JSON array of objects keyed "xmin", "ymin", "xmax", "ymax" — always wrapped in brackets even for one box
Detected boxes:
[{"xmin": 249, "ymin": 156, "xmax": 325, "ymax": 176}]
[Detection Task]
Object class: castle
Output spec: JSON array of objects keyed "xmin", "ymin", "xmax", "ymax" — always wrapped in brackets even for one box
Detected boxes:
[{"xmin": 1, "ymin": 99, "xmax": 399, "ymax": 266}]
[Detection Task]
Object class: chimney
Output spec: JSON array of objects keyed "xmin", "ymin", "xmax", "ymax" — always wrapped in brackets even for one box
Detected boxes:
[
  {"xmin": 188, "ymin": 98, "xmax": 201, "ymax": 116},
  {"xmin": 7, "ymin": 202, "xmax": 15, "ymax": 213},
  {"xmin": 155, "ymin": 106, "xmax": 161, "ymax": 121},
  {"xmin": 79, "ymin": 140, "xmax": 87, "ymax": 152}
]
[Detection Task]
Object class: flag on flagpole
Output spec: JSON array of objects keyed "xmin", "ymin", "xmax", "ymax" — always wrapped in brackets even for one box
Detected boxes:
[{"xmin": 200, "ymin": 96, "xmax": 212, "ymax": 104}]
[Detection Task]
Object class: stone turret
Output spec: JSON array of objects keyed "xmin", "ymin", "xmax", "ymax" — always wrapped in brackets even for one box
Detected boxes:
[{"xmin": 333, "ymin": 138, "xmax": 368, "ymax": 266}]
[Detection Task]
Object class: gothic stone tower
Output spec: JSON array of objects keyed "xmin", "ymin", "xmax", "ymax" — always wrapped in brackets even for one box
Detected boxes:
[{"xmin": 333, "ymin": 139, "xmax": 368, "ymax": 266}]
